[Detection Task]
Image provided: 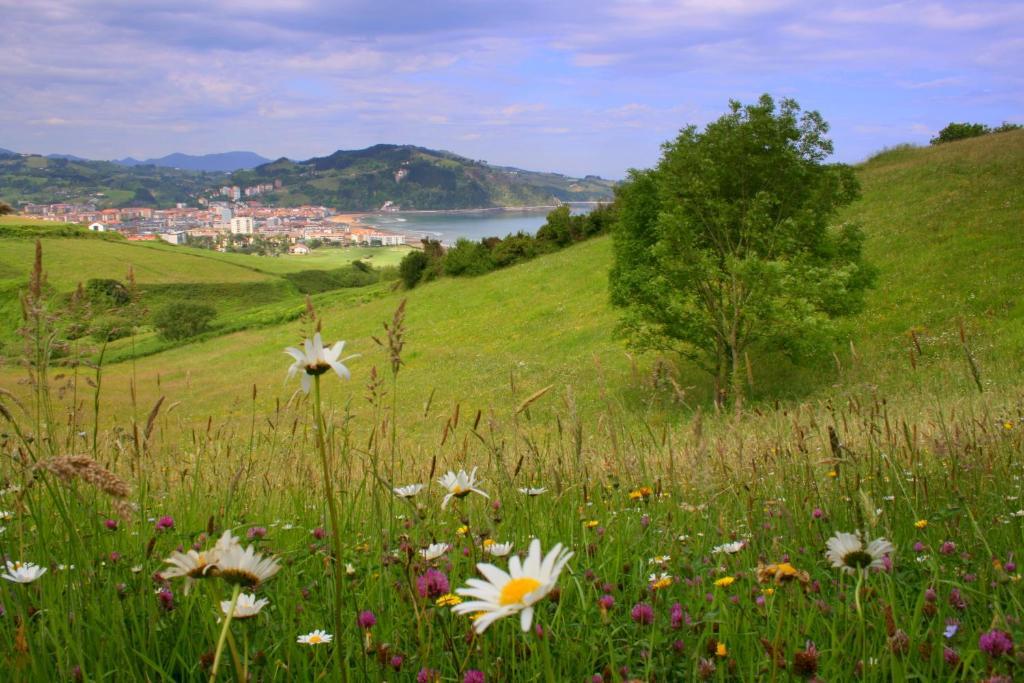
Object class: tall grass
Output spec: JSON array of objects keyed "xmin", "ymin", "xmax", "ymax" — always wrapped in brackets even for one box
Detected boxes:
[{"xmin": 2, "ymin": 277, "xmax": 1023, "ymax": 681}]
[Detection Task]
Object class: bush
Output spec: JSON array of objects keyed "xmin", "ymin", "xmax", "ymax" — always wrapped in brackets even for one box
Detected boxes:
[
  {"xmin": 399, "ymin": 250, "xmax": 430, "ymax": 288},
  {"xmin": 90, "ymin": 315, "xmax": 133, "ymax": 342},
  {"xmin": 930, "ymin": 122, "xmax": 990, "ymax": 145},
  {"xmin": 153, "ymin": 302, "xmax": 216, "ymax": 341},
  {"xmin": 282, "ymin": 265, "xmax": 378, "ymax": 294},
  {"xmin": 443, "ymin": 239, "xmax": 495, "ymax": 277},
  {"xmin": 86, "ymin": 278, "xmax": 130, "ymax": 307}
]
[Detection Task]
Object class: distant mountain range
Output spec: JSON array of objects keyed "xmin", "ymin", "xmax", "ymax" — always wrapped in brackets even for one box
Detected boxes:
[
  {"xmin": 113, "ymin": 151, "xmax": 271, "ymax": 172},
  {"xmin": 0, "ymin": 144, "xmax": 615, "ymax": 210}
]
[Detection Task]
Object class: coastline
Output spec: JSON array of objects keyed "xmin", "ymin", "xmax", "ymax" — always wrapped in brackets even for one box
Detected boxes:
[{"xmin": 328, "ymin": 201, "xmax": 602, "ymax": 226}]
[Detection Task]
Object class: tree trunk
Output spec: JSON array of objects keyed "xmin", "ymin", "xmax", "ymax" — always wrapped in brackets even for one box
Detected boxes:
[{"xmin": 730, "ymin": 339, "xmax": 744, "ymax": 415}]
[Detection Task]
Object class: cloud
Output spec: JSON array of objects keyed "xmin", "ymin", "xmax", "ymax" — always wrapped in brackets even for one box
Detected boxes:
[{"xmin": 1, "ymin": 0, "xmax": 1022, "ymax": 177}]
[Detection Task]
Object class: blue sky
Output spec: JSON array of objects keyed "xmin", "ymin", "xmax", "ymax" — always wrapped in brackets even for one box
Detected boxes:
[{"xmin": 2, "ymin": 0, "xmax": 1021, "ymax": 178}]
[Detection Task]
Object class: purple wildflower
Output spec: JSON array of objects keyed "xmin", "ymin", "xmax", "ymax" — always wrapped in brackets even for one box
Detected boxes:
[
  {"xmin": 943, "ymin": 647, "xmax": 960, "ymax": 667},
  {"xmin": 357, "ymin": 610, "xmax": 377, "ymax": 630},
  {"xmin": 247, "ymin": 526, "xmax": 267, "ymax": 540},
  {"xmin": 979, "ymin": 629, "xmax": 1013, "ymax": 658},
  {"xmin": 416, "ymin": 569, "xmax": 450, "ymax": 599},
  {"xmin": 156, "ymin": 587, "xmax": 174, "ymax": 611},
  {"xmin": 416, "ymin": 668, "xmax": 439, "ymax": 683},
  {"xmin": 104, "ymin": 519, "xmax": 118, "ymax": 531},
  {"xmin": 631, "ymin": 602, "xmax": 654, "ymax": 626},
  {"xmin": 670, "ymin": 602, "xmax": 684, "ymax": 629},
  {"xmin": 463, "ymin": 670, "xmax": 486, "ymax": 683},
  {"xmin": 155, "ymin": 516, "xmax": 174, "ymax": 532}
]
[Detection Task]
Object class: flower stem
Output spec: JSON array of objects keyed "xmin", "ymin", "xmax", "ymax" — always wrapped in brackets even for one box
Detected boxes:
[
  {"xmin": 313, "ymin": 375, "xmax": 349, "ymax": 683},
  {"xmin": 210, "ymin": 584, "xmax": 240, "ymax": 682}
]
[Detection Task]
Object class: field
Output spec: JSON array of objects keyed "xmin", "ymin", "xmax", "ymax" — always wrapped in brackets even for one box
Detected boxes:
[{"xmin": 1, "ymin": 132, "xmax": 1023, "ymax": 681}]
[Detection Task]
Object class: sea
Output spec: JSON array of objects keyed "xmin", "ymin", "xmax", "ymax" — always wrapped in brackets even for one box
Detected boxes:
[{"xmin": 357, "ymin": 203, "xmax": 597, "ymax": 245}]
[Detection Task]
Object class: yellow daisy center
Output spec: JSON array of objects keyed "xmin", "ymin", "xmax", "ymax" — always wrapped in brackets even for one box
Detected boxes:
[
  {"xmin": 452, "ymin": 485, "xmax": 464, "ymax": 494},
  {"xmin": 307, "ymin": 634, "xmax": 324, "ymax": 644},
  {"xmin": 500, "ymin": 577, "xmax": 542, "ymax": 606}
]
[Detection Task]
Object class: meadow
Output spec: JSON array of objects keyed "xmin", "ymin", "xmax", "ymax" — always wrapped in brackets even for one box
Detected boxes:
[{"xmin": 0, "ymin": 132, "xmax": 1023, "ymax": 681}]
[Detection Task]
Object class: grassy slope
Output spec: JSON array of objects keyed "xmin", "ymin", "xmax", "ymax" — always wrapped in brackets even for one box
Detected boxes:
[{"xmin": 3, "ymin": 131, "xmax": 1023, "ymax": 428}]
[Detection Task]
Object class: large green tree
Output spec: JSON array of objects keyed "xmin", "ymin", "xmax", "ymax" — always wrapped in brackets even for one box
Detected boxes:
[{"xmin": 609, "ymin": 95, "xmax": 874, "ymax": 409}]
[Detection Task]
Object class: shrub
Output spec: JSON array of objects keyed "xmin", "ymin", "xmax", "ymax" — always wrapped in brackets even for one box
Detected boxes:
[
  {"xmin": 930, "ymin": 122, "xmax": 990, "ymax": 145},
  {"xmin": 443, "ymin": 239, "xmax": 495, "ymax": 277},
  {"xmin": 152, "ymin": 302, "xmax": 216, "ymax": 341},
  {"xmin": 90, "ymin": 315, "xmax": 133, "ymax": 342},
  {"xmin": 86, "ymin": 278, "xmax": 130, "ymax": 307},
  {"xmin": 399, "ymin": 250, "xmax": 430, "ymax": 288}
]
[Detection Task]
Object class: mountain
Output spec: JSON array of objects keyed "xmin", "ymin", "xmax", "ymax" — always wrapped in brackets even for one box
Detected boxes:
[
  {"xmin": 46, "ymin": 153, "xmax": 92, "ymax": 161},
  {"xmin": 228, "ymin": 144, "xmax": 616, "ymax": 210},
  {"xmin": 0, "ymin": 154, "xmax": 223, "ymax": 207},
  {"xmin": 114, "ymin": 151, "xmax": 271, "ymax": 172},
  {"xmin": 0, "ymin": 144, "xmax": 613, "ymax": 210}
]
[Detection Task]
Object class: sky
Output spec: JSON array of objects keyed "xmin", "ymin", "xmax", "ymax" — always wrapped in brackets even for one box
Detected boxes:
[{"xmin": 1, "ymin": 0, "xmax": 1022, "ymax": 179}]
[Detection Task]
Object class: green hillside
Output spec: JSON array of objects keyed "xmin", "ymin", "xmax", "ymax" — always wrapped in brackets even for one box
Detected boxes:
[
  {"xmin": 230, "ymin": 144, "xmax": 615, "ymax": 210},
  {"xmin": 0, "ymin": 220, "xmax": 408, "ymax": 359},
  {"xmin": 2, "ymin": 131, "xmax": 1022, "ymax": 428},
  {"xmin": 0, "ymin": 144, "xmax": 614, "ymax": 210}
]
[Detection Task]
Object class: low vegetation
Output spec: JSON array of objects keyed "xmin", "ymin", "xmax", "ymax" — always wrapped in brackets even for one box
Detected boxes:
[{"xmin": 0, "ymin": 125, "xmax": 1022, "ymax": 681}]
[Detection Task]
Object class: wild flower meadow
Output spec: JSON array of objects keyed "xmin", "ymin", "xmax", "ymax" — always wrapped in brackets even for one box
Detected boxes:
[{"xmin": 1, "ymin": 268, "xmax": 1023, "ymax": 681}]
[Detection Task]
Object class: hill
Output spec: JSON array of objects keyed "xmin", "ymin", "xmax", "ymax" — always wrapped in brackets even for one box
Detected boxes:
[
  {"xmin": 2, "ymin": 130, "xmax": 1022, "ymax": 427},
  {"xmin": 114, "ymin": 151, "xmax": 271, "ymax": 172},
  {"xmin": 0, "ymin": 151, "xmax": 225, "ymax": 208},
  {"xmin": 0, "ymin": 217, "xmax": 409, "ymax": 361},
  {"xmin": 228, "ymin": 144, "xmax": 616, "ymax": 210},
  {"xmin": 0, "ymin": 144, "xmax": 614, "ymax": 211}
]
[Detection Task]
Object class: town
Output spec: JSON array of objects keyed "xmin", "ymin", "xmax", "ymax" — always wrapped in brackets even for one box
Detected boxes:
[{"xmin": 20, "ymin": 184, "xmax": 408, "ymax": 255}]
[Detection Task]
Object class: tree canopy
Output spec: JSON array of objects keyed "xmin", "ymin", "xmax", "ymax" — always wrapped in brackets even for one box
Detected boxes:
[{"xmin": 609, "ymin": 94, "xmax": 875, "ymax": 409}]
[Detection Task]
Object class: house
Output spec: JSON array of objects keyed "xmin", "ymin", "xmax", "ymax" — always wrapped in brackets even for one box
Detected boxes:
[
  {"xmin": 289, "ymin": 244, "xmax": 310, "ymax": 255},
  {"xmin": 88, "ymin": 222, "xmax": 106, "ymax": 232},
  {"xmin": 160, "ymin": 231, "xmax": 188, "ymax": 245}
]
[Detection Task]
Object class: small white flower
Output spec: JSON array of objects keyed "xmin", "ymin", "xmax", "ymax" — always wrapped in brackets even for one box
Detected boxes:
[
  {"xmin": 3, "ymin": 560, "xmax": 47, "ymax": 584},
  {"xmin": 452, "ymin": 538, "xmax": 573, "ymax": 634},
  {"xmin": 437, "ymin": 468, "xmax": 489, "ymax": 509},
  {"xmin": 284, "ymin": 333, "xmax": 355, "ymax": 394},
  {"xmin": 345, "ymin": 563, "xmax": 356, "ymax": 576},
  {"xmin": 0, "ymin": 510, "xmax": 13, "ymax": 521},
  {"xmin": 825, "ymin": 531, "xmax": 894, "ymax": 574},
  {"xmin": 483, "ymin": 541, "xmax": 514, "ymax": 557},
  {"xmin": 56, "ymin": 564, "xmax": 75, "ymax": 571},
  {"xmin": 1011, "ymin": 510, "xmax": 1024, "ymax": 518},
  {"xmin": 394, "ymin": 484, "xmax": 425, "ymax": 498},
  {"xmin": 649, "ymin": 555, "xmax": 671, "ymax": 566},
  {"xmin": 518, "ymin": 487, "xmax": 547, "ymax": 496},
  {"xmin": 297, "ymin": 629, "xmax": 333, "ymax": 645},
  {"xmin": 419, "ymin": 543, "xmax": 451, "ymax": 561},
  {"xmin": 711, "ymin": 541, "xmax": 745, "ymax": 555},
  {"xmin": 221, "ymin": 593, "xmax": 269, "ymax": 619}
]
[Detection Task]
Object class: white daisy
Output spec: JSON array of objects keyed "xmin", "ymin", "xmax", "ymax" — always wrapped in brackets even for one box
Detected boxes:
[
  {"xmin": 160, "ymin": 548, "xmax": 219, "ymax": 592},
  {"xmin": 452, "ymin": 538, "xmax": 573, "ymax": 634},
  {"xmin": 825, "ymin": 531, "xmax": 895, "ymax": 574},
  {"xmin": 3, "ymin": 560, "xmax": 47, "ymax": 584},
  {"xmin": 394, "ymin": 484, "xmax": 425, "ymax": 498},
  {"xmin": 518, "ymin": 487, "xmax": 547, "ymax": 496},
  {"xmin": 437, "ymin": 468, "xmax": 489, "ymax": 509},
  {"xmin": 284, "ymin": 332, "xmax": 355, "ymax": 394},
  {"xmin": 483, "ymin": 540, "xmax": 514, "ymax": 557},
  {"xmin": 711, "ymin": 541, "xmax": 745, "ymax": 555},
  {"xmin": 221, "ymin": 593, "xmax": 269, "ymax": 619},
  {"xmin": 0, "ymin": 510, "xmax": 13, "ymax": 521},
  {"xmin": 297, "ymin": 629, "xmax": 333, "ymax": 645},
  {"xmin": 216, "ymin": 541, "xmax": 281, "ymax": 588},
  {"xmin": 419, "ymin": 543, "xmax": 451, "ymax": 561}
]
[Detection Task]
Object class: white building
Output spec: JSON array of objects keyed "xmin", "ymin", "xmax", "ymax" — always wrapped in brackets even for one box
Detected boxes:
[
  {"xmin": 88, "ymin": 222, "xmax": 106, "ymax": 232},
  {"xmin": 230, "ymin": 217, "xmax": 254, "ymax": 235},
  {"xmin": 289, "ymin": 244, "xmax": 310, "ymax": 255},
  {"xmin": 160, "ymin": 231, "xmax": 187, "ymax": 245}
]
